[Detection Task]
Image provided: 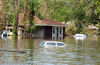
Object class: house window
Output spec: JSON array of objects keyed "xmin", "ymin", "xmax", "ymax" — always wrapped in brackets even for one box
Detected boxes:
[
  {"xmin": 10, "ymin": 29, "xmax": 13, "ymax": 32},
  {"xmin": 53, "ymin": 27, "xmax": 55, "ymax": 34},
  {"xmin": 22, "ymin": 30, "xmax": 24, "ymax": 33}
]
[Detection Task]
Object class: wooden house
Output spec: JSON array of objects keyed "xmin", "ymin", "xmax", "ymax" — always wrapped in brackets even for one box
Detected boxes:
[{"xmin": 33, "ymin": 16, "xmax": 66, "ymax": 40}]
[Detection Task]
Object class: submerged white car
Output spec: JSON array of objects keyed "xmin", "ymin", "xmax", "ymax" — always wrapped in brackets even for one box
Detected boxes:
[
  {"xmin": 73, "ymin": 34, "xmax": 88, "ymax": 40},
  {"xmin": 40, "ymin": 41, "xmax": 67, "ymax": 47},
  {"xmin": 73, "ymin": 34, "xmax": 87, "ymax": 37}
]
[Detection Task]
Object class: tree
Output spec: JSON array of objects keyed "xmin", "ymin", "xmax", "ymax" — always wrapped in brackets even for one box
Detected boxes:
[
  {"xmin": 23, "ymin": 0, "xmax": 40, "ymax": 33},
  {"xmin": 12, "ymin": 0, "xmax": 20, "ymax": 37},
  {"xmin": 94, "ymin": 0, "xmax": 100, "ymax": 24}
]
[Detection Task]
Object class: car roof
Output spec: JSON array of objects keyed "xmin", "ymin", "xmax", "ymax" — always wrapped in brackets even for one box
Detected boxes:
[{"xmin": 43, "ymin": 41, "xmax": 64, "ymax": 43}]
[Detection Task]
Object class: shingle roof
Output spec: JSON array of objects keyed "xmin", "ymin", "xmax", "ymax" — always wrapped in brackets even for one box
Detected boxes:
[
  {"xmin": 34, "ymin": 16, "xmax": 66, "ymax": 26},
  {"xmin": 43, "ymin": 18, "xmax": 65, "ymax": 25},
  {"xmin": 34, "ymin": 16, "xmax": 46, "ymax": 25}
]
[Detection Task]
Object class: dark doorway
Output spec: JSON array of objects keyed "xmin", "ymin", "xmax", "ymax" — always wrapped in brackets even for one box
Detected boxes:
[
  {"xmin": 44, "ymin": 26, "xmax": 52, "ymax": 39},
  {"xmin": 56, "ymin": 27, "xmax": 59, "ymax": 40}
]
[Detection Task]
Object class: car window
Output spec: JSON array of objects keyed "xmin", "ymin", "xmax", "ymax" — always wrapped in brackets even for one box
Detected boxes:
[
  {"xmin": 46, "ymin": 42, "xmax": 56, "ymax": 45},
  {"xmin": 40, "ymin": 41, "xmax": 45, "ymax": 46},
  {"xmin": 57, "ymin": 43, "xmax": 64, "ymax": 46}
]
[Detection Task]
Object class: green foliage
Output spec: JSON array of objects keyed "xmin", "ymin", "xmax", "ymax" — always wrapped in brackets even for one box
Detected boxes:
[
  {"xmin": 12, "ymin": 10, "xmax": 18, "ymax": 36},
  {"xmin": 27, "ymin": 25, "xmax": 36, "ymax": 33},
  {"xmin": 45, "ymin": 0, "xmax": 73, "ymax": 22},
  {"xmin": 37, "ymin": 13, "xmax": 43, "ymax": 20},
  {"xmin": 7, "ymin": 11, "xmax": 14, "ymax": 25},
  {"xmin": 73, "ymin": 5, "xmax": 85, "ymax": 21},
  {"xmin": 20, "ymin": 0, "xmax": 24, "ymax": 12},
  {"xmin": 94, "ymin": 0, "xmax": 100, "ymax": 15},
  {"xmin": 94, "ymin": 0, "xmax": 100, "ymax": 22},
  {"xmin": 52, "ymin": 7, "xmax": 73, "ymax": 22},
  {"xmin": 1, "ymin": 0, "xmax": 14, "ymax": 23},
  {"xmin": 97, "ymin": 23, "xmax": 100, "ymax": 31},
  {"xmin": 74, "ymin": 20, "xmax": 83, "ymax": 33},
  {"xmin": 23, "ymin": 0, "xmax": 42, "ymax": 33},
  {"xmin": 66, "ymin": 23, "xmax": 78, "ymax": 34}
]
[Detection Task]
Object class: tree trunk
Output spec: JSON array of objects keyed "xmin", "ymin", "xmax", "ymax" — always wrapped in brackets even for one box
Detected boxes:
[{"xmin": 13, "ymin": 0, "xmax": 20, "ymax": 37}]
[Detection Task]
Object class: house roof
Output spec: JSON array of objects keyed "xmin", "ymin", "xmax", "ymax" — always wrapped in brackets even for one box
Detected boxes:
[
  {"xmin": 34, "ymin": 16, "xmax": 66, "ymax": 26},
  {"xmin": 43, "ymin": 18, "xmax": 65, "ymax": 26},
  {"xmin": 16, "ymin": 13, "xmax": 66, "ymax": 26},
  {"xmin": 34, "ymin": 16, "xmax": 46, "ymax": 25}
]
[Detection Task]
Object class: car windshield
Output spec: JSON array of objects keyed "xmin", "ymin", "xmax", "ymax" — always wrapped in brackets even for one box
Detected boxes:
[
  {"xmin": 40, "ymin": 41, "xmax": 45, "ymax": 46},
  {"xmin": 57, "ymin": 43, "xmax": 64, "ymax": 46},
  {"xmin": 46, "ymin": 42, "xmax": 56, "ymax": 45}
]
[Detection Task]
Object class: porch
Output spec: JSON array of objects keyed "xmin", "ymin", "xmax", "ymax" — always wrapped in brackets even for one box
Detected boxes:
[{"xmin": 32, "ymin": 25, "xmax": 65, "ymax": 40}]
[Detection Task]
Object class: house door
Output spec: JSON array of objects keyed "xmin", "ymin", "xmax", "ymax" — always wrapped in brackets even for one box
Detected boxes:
[{"xmin": 52, "ymin": 27, "xmax": 63, "ymax": 40}]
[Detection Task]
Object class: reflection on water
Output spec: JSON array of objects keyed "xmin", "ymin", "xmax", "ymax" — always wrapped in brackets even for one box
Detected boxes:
[{"xmin": 0, "ymin": 36, "xmax": 100, "ymax": 65}]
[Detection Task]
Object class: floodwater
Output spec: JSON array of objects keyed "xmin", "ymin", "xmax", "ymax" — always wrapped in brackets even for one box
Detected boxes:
[{"xmin": 0, "ymin": 36, "xmax": 100, "ymax": 65}]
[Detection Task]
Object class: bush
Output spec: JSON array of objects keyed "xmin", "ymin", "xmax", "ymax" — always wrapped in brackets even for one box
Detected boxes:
[
  {"xmin": 66, "ymin": 23, "xmax": 78, "ymax": 35},
  {"xmin": 98, "ymin": 23, "xmax": 100, "ymax": 31}
]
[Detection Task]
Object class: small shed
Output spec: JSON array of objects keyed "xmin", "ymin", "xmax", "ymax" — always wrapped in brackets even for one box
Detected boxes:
[{"xmin": 6, "ymin": 25, "xmax": 25, "ymax": 36}]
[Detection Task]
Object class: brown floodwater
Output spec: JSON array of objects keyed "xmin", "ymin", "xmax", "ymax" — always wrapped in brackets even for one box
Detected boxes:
[{"xmin": 0, "ymin": 36, "xmax": 100, "ymax": 65}]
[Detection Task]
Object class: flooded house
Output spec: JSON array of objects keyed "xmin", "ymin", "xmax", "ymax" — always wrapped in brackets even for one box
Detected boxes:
[
  {"xmin": 6, "ymin": 25, "xmax": 25, "ymax": 36},
  {"xmin": 33, "ymin": 16, "xmax": 66, "ymax": 40}
]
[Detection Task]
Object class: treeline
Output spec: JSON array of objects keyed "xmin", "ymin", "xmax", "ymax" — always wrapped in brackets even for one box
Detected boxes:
[
  {"xmin": 0, "ymin": 0, "xmax": 100, "ymax": 34},
  {"xmin": 38, "ymin": 0, "xmax": 100, "ymax": 24}
]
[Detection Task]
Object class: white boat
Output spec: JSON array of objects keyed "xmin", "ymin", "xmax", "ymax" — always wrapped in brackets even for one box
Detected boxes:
[{"xmin": 73, "ymin": 34, "xmax": 87, "ymax": 37}]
